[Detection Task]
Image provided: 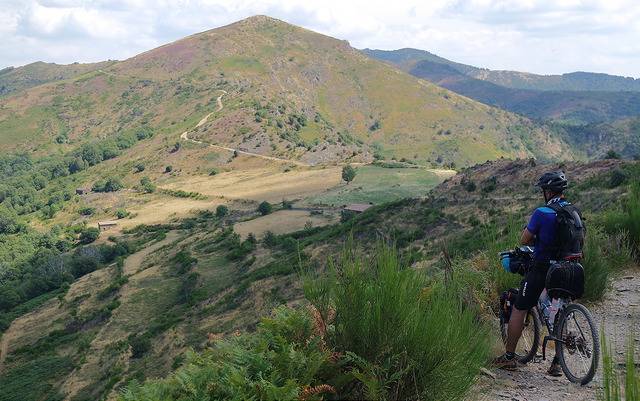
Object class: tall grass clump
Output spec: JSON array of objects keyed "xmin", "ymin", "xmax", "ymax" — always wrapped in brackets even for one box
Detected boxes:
[
  {"xmin": 582, "ymin": 227, "xmax": 634, "ymax": 302},
  {"xmin": 601, "ymin": 330, "xmax": 639, "ymax": 401},
  {"xmin": 305, "ymin": 242, "xmax": 490, "ymax": 401},
  {"xmin": 601, "ymin": 181, "xmax": 640, "ymax": 255}
]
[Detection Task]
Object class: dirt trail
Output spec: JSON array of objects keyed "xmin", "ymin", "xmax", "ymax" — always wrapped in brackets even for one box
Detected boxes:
[
  {"xmin": 473, "ymin": 271, "xmax": 640, "ymax": 401},
  {"xmin": 180, "ymin": 90, "xmax": 308, "ymax": 167}
]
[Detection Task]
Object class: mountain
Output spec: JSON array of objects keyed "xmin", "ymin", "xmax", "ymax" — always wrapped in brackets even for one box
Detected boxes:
[
  {"xmin": 364, "ymin": 48, "xmax": 640, "ymax": 92},
  {"xmin": 0, "ymin": 16, "xmax": 569, "ymax": 168},
  {"xmin": 0, "ymin": 61, "xmax": 116, "ymax": 97},
  {"xmin": 364, "ymin": 49, "xmax": 640, "ymax": 125}
]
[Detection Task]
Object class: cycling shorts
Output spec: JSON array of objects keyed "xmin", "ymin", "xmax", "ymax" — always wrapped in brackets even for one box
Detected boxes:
[{"xmin": 514, "ymin": 261, "xmax": 550, "ymax": 311}]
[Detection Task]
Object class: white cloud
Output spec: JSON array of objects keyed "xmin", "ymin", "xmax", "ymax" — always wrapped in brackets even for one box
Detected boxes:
[{"xmin": 0, "ymin": 0, "xmax": 638, "ymax": 77}]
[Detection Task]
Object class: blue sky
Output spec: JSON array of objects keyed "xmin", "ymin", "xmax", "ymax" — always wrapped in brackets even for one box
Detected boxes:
[{"xmin": 1, "ymin": 0, "xmax": 639, "ymax": 77}]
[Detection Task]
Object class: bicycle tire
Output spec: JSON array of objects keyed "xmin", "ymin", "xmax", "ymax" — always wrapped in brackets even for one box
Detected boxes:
[
  {"xmin": 556, "ymin": 303, "xmax": 599, "ymax": 385},
  {"xmin": 500, "ymin": 307, "xmax": 540, "ymax": 364}
]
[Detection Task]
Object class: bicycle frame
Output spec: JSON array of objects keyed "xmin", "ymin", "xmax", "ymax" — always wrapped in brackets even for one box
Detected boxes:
[{"xmin": 535, "ymin": 295, "xmax": 570, "ymax": 361}]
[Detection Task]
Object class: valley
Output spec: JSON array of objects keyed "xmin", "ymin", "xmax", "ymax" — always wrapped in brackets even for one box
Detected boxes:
[{"xmin": 0, "ymin": 14, "xmax": 638, "ymax": 401}]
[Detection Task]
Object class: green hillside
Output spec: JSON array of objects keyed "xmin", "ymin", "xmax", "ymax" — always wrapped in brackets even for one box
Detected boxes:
[
  {"xmin": 0, "ymin": 61, "xmax": 116, "ymax": 97},
  {"xmin": 364, "ymin": 48, "xmax": 640, "ymax": 125},
  {"xmin": 0, "ymin": 16, "xmax": 569, "ymax": 168}
]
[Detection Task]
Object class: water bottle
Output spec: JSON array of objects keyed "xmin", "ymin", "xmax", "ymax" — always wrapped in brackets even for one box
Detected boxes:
[
  {"xmin": 549, "ymin": 298, "xmax": 561, "ymax": 329},
  {"xmin": 540, "ymin": 290, "xmax": 552, "ymax": 322}
]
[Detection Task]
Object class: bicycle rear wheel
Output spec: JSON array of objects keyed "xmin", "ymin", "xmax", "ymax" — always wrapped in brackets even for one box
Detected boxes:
[
  {"xmin": 556, "ymin": 303, "xmax": 599, "ymax": 385},
  {"xmin": 500, "ymin": 307, "xmax": 540, "ymax": 363}
]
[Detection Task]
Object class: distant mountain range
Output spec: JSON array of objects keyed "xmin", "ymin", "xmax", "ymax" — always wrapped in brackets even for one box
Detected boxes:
[
  {"xmin": 363, "ymin": 48, "xmax": 640, "ymax": 125},
  {"xmin": 364, "ymin": 48, "xmax": 640, "ymax": 92},
  {"xmin": 364, "ymin": 48, "xmax": 640, "ymax": 158}
]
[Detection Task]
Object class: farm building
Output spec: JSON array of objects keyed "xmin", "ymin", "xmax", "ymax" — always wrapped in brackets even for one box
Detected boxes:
[
  {"xmin": 98, "ymin": 221, "xmax": 118, "ymax": 231},
  {"xmin": 341, "ymin": 203, "xmax": 374, "ymax": 221},
  {"xmin": 76, "ymin": 188, "xmax": 89, "ymax": 195}
]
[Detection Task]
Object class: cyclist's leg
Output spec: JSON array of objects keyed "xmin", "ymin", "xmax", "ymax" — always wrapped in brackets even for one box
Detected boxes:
[{"xmin": 507, "ymin": 267, "xmax": 546, "ymax": 353}]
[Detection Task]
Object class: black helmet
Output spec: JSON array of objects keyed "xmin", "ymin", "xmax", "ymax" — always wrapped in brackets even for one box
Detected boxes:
[{"xmin": 536, "ymin": 171, "xmax": 568, "ymax": 192}]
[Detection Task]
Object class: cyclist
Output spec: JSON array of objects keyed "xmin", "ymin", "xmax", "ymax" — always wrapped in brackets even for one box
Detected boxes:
[{"xmin": 493, "ymin": 171, "xmax": 578, "ymax": 376}]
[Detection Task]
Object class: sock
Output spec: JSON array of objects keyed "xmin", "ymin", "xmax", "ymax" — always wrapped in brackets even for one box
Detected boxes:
[{"xmin": 505, "ymin": 351, "xmax": 515, "ymax": 360}]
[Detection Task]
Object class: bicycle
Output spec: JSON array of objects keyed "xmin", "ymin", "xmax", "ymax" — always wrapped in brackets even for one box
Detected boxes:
[{"xmin": 499, "ymin": 247, "xmax": 600, "ymax": 385}]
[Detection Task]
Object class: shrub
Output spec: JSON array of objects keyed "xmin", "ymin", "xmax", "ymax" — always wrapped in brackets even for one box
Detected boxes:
[
  {"xmin": 304, "ymin": 243, "xmax": 490, "ymax": 401},
  {"xmin": 342, "ymin": 165, "xmax": 357, "ymax": 184},
  {"xmin": 129, "ymin": 333, "xmax": 152, "ymax": 359},
  {"xmin": 134, "ymin": 163, "xmax": 145, "ymax": 173},
  {"xmin": 139, "ymin": 177, "xmax": 156, "ymax": 193},
  {"xmin": 78, "ymin": 207, "xmax": 95, "ymax": 216},
  {"xmin": 164, "ymin": 165, "xmax": 173, "ymax": 173},
  {"xmin": 79, "ymin": 227, "xmax": 100, "ymax": 244},
  {"xmin": 258, "ymin": 201, "xmax": 272, "ymax": 216},
  {"xmin": 92, "ymin": 177, "xmax": 123, "ymax": 192},
  {"xmin": 605, "ymin": 149, "xmax": 621, "ymax": 159},
  {"xmin": 601, "ymin": 181, "xmax": 640, "ymax": 254},
  {"xmin": 115, "ymin": 209, "xmax": 129, "ymax": 219},
  {"xmin": 282, "ymin": 199, "xmax": 293, "ymax": 210},
  {"xmin": 263, "ymin": 231, "xmax": 277, "ymax": 247},
  {"xmin": 215, "ymin": 205, "xmax": 229, "ymax": 218},
  {"xmin": 119, "ymin": 307, "xmax": 331, "ymax": 401}
]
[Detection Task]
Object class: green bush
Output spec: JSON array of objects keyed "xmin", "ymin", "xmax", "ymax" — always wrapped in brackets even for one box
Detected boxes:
[
  {"xmin": 119, "ymin": 307, "xmax": 332, "ymax": 401},
  {"xmin": 601, "ymin": 181, "xmax": 640, "ymax": 254},
  {"xmin": 258, "ymin": 201, "xmax": 272, "ymax": 216},
  {"xmin": 215, "ymin": 205, "xmax": 228, "ymax": 218},
  {"xmin": 79, "ymin": 227, "xmax": 100, "ymax": 244},
  {"xmin": 116, "ymin": 209, "xmax": 129, "ymax": 219},
  {"xmin": 139, "ymin": 177, "xmax": 156, "ymax": 193},
  {"xmin": 92, "ymin": 177, "xmax": 123, "ymax": 192},
  {"xmin": 304, "ymin": 243, "xmax": 490, "ymax": 401},
  {"xmin": 78, "ymin": 207, "xmax": 96, "ymax": 216}
]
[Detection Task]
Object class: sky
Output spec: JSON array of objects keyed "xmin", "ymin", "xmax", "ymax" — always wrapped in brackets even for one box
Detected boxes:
[{"xmin": 1, "ymin": 0, "xmax": 639, "ymax": 77}]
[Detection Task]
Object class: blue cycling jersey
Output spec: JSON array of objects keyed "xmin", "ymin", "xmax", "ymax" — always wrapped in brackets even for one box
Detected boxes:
[{"xmin": 526, "ymin": 198, "xmax": 570, "ymax": 262}]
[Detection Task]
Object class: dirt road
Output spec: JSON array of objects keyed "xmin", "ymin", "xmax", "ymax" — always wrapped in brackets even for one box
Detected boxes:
[
  {"xmin": 180, "ymin": 90, "xmax": 308, "ymax": 167},
  {"xmin": 472, "ymin": 271, "xmax": 640, "ymax": 401}
]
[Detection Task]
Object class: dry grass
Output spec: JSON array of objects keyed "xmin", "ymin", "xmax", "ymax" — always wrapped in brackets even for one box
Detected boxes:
[{"xmin": 234, "ymin": 209, "xmax": 338, "ymax": 239}]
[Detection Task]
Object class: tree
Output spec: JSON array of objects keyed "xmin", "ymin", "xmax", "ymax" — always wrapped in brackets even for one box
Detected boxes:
[
  {"xmin": 605, "ymin": 149, "xmax": 621, "ymax": 159},
  {"xmin": 140, "ymin": 177, "xmax": 156, "ymax": 193},
  {"xmin": 0, "ymin": 205, "xmax": 19, "ymax": 234},
  {"xmin": 116, "ymin": 209, "xmax": 129, "ymax": 219},
  {"xmin": 165, "ymin": 165, "xmax": 173, "ymax": 173},
  {"xmin": 258, "ymin": 201, "xmax": 272, "ymax": 216},
  {"xmin": 216, "ymin": 205, "xmax": 229, "ymax": 218},
  {"xmin": 342, "ymin": 165, "xmax": 357, "ymax": 184},
  {"xmin": 134, "ymin": 163, "xmax": 145, "ymax": 173},
  {"xmin": 92, "ymin": 177, "xmax": 123, "ymax": 192},
  {"xmin": 282, "ymin": 199, "xmax": 293, "ymax": 210},
  {"xmin": 79, "ymin": 227, "xmax": 100, "ymax": 244}
]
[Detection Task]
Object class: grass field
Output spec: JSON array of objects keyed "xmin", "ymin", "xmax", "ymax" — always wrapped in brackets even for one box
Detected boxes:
[{"xmin": 307, "ymin": 165, "xmax": 453, "ymax": 206}]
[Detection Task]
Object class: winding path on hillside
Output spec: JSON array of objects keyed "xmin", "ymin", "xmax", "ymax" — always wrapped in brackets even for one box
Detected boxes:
[
  {"xmin": 471, "ymin": 272, "xmax": 640, "ymax": 401},
  {"xmin": 179, "ymin": 90, "xmax": 309, "ymax": 167}
]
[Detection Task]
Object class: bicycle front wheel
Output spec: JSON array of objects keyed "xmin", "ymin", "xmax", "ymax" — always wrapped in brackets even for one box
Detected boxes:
[{"xmin": 556, "ymin": 303, "xmax": 599, "ymax": 385}]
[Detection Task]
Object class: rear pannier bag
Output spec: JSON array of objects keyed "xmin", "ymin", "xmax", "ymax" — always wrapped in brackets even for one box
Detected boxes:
[
  {"xmin": 500, "ymin": 288, "xmax": 519, "ymax": 323},
  {"xmin": 545, "ymin": 261, "xmax": 585, "ymax": 299}
]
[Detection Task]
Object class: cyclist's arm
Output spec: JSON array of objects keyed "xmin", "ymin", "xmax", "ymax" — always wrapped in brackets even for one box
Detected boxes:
[
  {"xmin": 522, "ymin": 208, "xmax": 542, "ymax": 246},
  {"xmin": 520, "ymin": 228, "xmax": 535, "ymax": 245}
]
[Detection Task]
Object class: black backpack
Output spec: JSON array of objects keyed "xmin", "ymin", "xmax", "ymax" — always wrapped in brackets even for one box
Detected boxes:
[{"xmin": 547, "ymin": 201, "xmax": 585, "ymax": 260}]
